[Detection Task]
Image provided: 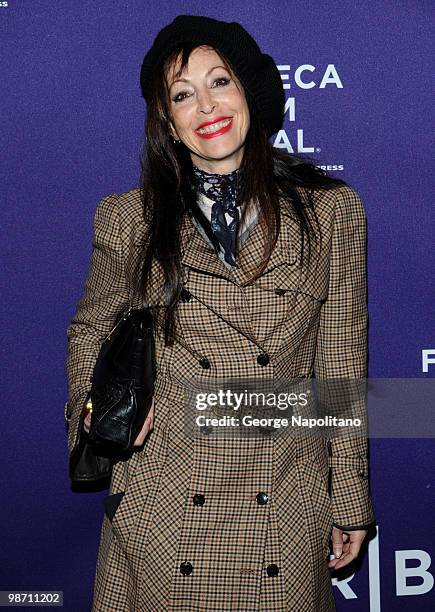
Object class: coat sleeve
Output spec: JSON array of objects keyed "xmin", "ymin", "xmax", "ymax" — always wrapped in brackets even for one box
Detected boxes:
[
  {"xmin": 314, "ymin": 186, "xmax": 376, "ymax": 531},
  {"xmin": 65, "ymin": 193, "xmax": 131, "ymax": 455}
]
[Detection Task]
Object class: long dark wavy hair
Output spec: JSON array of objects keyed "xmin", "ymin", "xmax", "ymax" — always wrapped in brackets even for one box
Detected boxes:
[{"xmin": 136, "ymin": 43, "xmax": 346, "ymax": 345}]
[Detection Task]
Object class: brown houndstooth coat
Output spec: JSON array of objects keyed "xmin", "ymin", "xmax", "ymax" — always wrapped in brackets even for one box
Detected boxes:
[{"xmin": 66, "ymin": 183, "xmax": 375, "ymax": 611}]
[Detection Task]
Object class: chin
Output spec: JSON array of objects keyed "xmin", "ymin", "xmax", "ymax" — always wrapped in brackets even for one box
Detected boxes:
[{"xmin": 201, "ymin": 142, "xmax": 240, "ymax": 158}]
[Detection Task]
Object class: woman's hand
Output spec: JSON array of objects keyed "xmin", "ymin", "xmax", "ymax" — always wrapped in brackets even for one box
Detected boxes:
[
  {"xmin": 328, "ymin": 526, "xmax": 368, "ymax": 570},
  {"xmin": 82, "ymin": 398, "xmax": 155, "ymax": 446},
  {"xmin": 132, "ymin": 399, "xmax": 155, "ymax": 446}
]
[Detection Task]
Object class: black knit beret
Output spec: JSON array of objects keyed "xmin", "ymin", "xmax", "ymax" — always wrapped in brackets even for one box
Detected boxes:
[{"xmin": 140, "ymin": 15, "xmax": 285, "ymax": 137}]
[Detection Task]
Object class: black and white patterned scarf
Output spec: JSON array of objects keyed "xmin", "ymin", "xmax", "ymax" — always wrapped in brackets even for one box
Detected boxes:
[{"xmin": 192, "ymin": 164, "xmax": 242, "ymax": 266}]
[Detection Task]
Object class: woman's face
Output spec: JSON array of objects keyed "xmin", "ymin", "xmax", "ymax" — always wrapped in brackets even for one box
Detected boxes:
[{"xmin": 166, "ymin": 46, "xmax": 250, "ymax": 174}]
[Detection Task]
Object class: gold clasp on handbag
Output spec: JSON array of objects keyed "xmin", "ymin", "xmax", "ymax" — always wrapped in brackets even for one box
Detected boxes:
[{"xmin": 85, "ymin": 398, "xmax": 93, "ymax": 413}]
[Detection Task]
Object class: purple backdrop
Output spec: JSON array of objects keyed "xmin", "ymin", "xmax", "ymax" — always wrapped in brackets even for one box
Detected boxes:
[{"xmin": 1, "ymin": 1, "xmax": 434, "ymax": 610}]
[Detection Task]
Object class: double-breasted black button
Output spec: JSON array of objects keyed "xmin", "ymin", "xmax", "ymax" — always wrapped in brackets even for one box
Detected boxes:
[
  {"xmin": 266, "ymin": 564, "xmax": 280, "ymax": 577},
  {"xmin": 193, "ymin": 493, "xmax": 205, "ymax": 506},
  {"xmin": 199, "ymin": 357, "xmax": 211, "ymax": 369},
  {"xmin": 201, "ymin": 426, "xmax": 213, "ymax": 435},
  {"xmin": 256, "ymin": 492, "xmax": 269, "ymax": 505},
  {"xmin": 179, "ymin": 289, "xmax": 192, "ymax": 302},
  {"xmin": 180, "ymin": 561, "xmax": 193, "ymax": 575},
  {"xmin": 257, "ymin": 353, "xmax": 270, "ymax": 367},
  {"xmin": 275, "ymin": 288, "xmax": 286, "ymax": 296}
]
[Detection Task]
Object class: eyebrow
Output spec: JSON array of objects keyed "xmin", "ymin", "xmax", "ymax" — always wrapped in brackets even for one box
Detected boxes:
[{"xmin": 169, "ymin": 65, "xmax": 229, "ymax": 89}]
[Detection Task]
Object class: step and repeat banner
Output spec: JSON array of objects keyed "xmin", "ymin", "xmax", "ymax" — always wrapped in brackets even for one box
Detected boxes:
[{"xmin": 1, "ymin": 1, "xmax": 433, "ymax": 611}]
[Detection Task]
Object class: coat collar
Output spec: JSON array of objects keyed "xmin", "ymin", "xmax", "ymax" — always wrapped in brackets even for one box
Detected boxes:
[
  {"xmin": 131, "ymin": 192, "xmax": 321, "ymax": 307},
  {"xmin": 179, "ymin": 196, "xmax": 302, "ymax": 287}
]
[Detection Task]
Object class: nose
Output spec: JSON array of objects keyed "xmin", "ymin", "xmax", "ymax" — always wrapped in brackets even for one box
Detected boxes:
[{"xmin": 196, "ymin": 89, "xmax": 216, "ymax": 114}]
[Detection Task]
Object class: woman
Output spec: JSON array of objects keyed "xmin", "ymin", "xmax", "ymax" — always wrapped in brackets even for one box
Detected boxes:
[{"xmin": 66, "ymin": 15, "xmax": 375, "ymax": 612}]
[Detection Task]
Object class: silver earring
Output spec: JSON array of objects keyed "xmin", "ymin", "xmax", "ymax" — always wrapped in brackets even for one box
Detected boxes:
[{"xmin": 172, "ymin": 136, "xmax": 180, "ymax": 144}]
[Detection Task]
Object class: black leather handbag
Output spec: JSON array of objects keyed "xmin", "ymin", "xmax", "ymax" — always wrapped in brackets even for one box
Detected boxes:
[{"xmin": 69, "ymin": 307, "xmax": 155, "ymax": 485}]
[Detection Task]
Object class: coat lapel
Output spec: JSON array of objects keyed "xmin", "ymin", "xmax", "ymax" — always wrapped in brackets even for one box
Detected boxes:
[
  {"xmin": 179, "ymin": 198, "xmax": 303, "ymax": 286},
  {"xmin": 232, "ymin": 202, "xmax": 302, "ymax": 287},
  {"xmin": 130, "ymin": 197, "xmax": 325, "ymax": 356},
  {"xmin": 131, "ymin": 196, "xmax": 305, "ymax": 292},
  {"xmin": 175, "ymin": 200, "xmax": 315, "ymax": 351},
  {"xmin": 178, "ymin": 213, "xmax": 236, "ymax": 283}
]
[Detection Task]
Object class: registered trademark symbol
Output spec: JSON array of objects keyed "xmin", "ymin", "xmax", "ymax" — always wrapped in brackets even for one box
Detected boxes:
[{"xmin": 316, "ymin": 147, "xmax": 321, "ymax": 152}]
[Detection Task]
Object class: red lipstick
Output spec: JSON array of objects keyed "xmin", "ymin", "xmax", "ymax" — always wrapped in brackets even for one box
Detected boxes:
[{"xmin": 195, "ymin": 117, "xmax": 233, "ymax": 139}]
